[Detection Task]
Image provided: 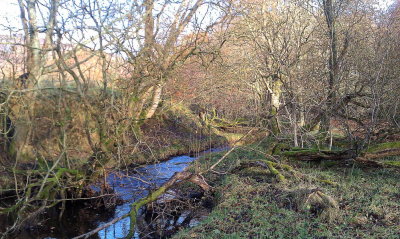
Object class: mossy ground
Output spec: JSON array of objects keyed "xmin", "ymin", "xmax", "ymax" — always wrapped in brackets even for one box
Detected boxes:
[{"xmin": 173, "ymin": 143, "xmax": 400, "ymax": 239}]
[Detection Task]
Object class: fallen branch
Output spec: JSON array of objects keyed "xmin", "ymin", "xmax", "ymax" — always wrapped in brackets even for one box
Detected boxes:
[
  {"xmin": 72, "ymin": 171, "xmax": 210, "ymax": 239},
  {"xmin": 72, "ymin": 213, "xmax": 130, "ymax": 239},
  {"xmin": 202, "ymin": 128, "xmax": 255, "ymax": 175}
]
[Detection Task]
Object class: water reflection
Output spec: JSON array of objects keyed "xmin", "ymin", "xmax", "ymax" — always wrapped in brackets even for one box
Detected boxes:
[{"xmin": 97, "ymin": 147, "xmax": 226, "ymax": 239}]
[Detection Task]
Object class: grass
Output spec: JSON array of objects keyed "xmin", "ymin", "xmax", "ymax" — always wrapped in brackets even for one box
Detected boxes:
[
  {"xmin": 173, "ymin": 143, "xmax": 400, "ymax": 239},
  {"xmin": 366, "ymin": 141, "xmax": 400, "ymax": 153}
]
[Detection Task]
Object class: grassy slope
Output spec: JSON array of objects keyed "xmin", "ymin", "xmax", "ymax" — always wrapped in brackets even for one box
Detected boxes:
[{"xmin": 173, "ymin": 142, "xmax": 400, "ymax": 239}]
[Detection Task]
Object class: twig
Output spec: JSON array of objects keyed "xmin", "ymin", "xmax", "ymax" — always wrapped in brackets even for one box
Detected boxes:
[
  {"xmin": 202, "ymin": 128, "xmax": 254, "ymax": 174},
  {"xmin": 72, "ymin": 213, "xmax": 130, "ymax": 239}
]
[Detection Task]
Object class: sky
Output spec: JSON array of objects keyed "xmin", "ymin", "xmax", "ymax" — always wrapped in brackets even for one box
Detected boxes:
[
  {"xmin": 0, "ymin": 0, "xmax": 397, "ymax": 35},
  {"xmin": 0, "ymin": 0, "xmax": 20, "ymax": 33}
]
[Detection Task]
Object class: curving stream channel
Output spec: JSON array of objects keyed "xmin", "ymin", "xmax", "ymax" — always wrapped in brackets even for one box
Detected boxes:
[
  {"xmin": 97, "ymin": 147, "xmax": 226, "ymax": 239},
  {"xmin": 6, "ymin": 147, "xmax": 226, "ymax": 239}
]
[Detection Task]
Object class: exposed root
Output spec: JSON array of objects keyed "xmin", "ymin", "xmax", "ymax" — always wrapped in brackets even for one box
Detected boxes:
[{"xmin": 0, "ymin": 167, "xmax": 84, "ymax": 214}]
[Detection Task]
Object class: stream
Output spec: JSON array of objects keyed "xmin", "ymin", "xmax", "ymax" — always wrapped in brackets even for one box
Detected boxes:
[
  {"xmin": 97, "ymin": 147, "xmax": 226, "ymax": 239},
  {"xmin": 4, "ymin": 147, "xmax": 225, "ymax": 239}
]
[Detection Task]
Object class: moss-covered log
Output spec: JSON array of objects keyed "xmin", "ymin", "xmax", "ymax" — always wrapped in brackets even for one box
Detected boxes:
[
  {"xmin": 279, "ymin": 148, "xmax": 357, "ymax": 161},
  {"xmin": 274, "ymin": 146, "xmax": 400, "ymax": 169},
  {"xmin": 270, "ymin": 145, "xmax": 400, "ymax": 169}
]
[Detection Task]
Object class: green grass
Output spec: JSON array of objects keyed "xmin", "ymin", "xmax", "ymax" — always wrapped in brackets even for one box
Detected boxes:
[
  {"xmin": 366, "ymin": 141, "xmax": 400, "ymax": 153},
  {"xmin": 173, "ymin": 143, "xmax": 400, "ymax": 239}
]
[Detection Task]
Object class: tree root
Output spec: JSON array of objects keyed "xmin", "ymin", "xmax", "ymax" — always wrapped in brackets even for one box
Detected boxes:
[{"xmin": 0, "ymin": 168, "xmax": 84, "ymax": 214}]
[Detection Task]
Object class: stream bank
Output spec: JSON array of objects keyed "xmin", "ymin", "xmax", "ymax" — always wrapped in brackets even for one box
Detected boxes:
[
  {"xmin": 171, "ymin": 142, "xmax": 400, "ymax": 239},
  {"xmin": 0, "ymin": 147, "xmax": 228, "ymax": 239},
  {"xmin": 0, "ymin": 102, "xmax": 231, "ymax": 238}
]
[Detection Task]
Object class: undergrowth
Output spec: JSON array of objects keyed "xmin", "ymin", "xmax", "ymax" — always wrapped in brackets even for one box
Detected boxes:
[{"xmin": 174, "ymin": 142, "xmax": 400, "ymax": 239}]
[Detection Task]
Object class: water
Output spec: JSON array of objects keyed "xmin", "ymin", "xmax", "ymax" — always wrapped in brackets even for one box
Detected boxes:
[
  {"xmin": 97, "ymin": 147, "xmax": 226, "ymax": 239},
  {"xmin": 86, "ymin": 148, "xmax": 225, "ymax": 239},
  {"xmin": 0, "ymin": 147, "xmax": 226, "ymax": 239}
]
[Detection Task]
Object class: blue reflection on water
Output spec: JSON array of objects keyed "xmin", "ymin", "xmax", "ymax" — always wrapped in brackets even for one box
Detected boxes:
[{"xmin": 97, "ymin": 147, "xmax": 227, "ymax": 239}]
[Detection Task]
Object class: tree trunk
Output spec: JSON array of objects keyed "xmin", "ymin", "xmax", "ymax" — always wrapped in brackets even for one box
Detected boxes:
[
  {"xmin": 132, "ymin": 86, "xmax": 153, "ymax": 121},
  {"xmin": 321, "ymin": 0, "xmax": 338, "ymax": 132},
  {"xmin": 145, "ymin": 83, "xmax": 163, "ymax": 119},
  {"xmin": 269, "ymin": 76, "xmax": 282, "ymax": 135},
  {"xmin": 293, "ymin": 110, "xmax": 299, "ymax": 147}
]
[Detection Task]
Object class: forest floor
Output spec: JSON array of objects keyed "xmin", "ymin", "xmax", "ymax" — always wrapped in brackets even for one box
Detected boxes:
[{"xmin": 171, "ymin": 141, "xmax": 400, "ymax": 239}]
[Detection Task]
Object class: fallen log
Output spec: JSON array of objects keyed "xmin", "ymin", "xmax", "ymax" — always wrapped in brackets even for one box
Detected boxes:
[
  {"xmin": 355, "ymin": 157, "xmax": 400, "ymax": 168},
  {"xmin": 279, "ymin": 148, "xmax": 357, "ymax": 161},
  {"xmin": 269, "ymin": 141, "xmax": 400, "ymax": 169}
]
